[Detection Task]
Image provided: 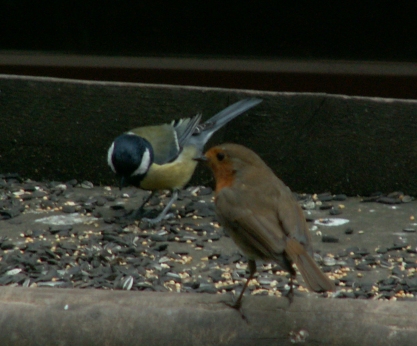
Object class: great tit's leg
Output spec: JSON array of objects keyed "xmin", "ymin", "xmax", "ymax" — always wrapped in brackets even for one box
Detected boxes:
[
  {"xmin": 132, "ymin": 191, "xmax": 156, "ymax": 219},
  {"xmin": 142, "ymin": 189, "xmax": 178, "ymax": 224},
  {"xmin": 222, "ymin": 259, "xmax": 256, "ymax": 321}
]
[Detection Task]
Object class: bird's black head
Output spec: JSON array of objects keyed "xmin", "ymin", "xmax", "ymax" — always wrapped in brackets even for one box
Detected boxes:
[{"xmin": 107, "ymin": 133, "xmax": 154, "ymax": 187}]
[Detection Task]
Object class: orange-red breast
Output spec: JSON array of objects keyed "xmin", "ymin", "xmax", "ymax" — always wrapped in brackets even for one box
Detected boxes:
[{"xmin": 196, "ymin": 143, "xmax": 335, "ymax": 308}]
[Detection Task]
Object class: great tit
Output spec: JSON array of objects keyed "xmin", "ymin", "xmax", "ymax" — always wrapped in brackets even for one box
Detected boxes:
[{"xmin": 107, "ymin": 98, "xmax": 262, "ymax": 223}]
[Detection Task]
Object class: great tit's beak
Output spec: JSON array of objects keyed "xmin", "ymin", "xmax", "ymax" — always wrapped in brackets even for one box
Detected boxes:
[
  {"xmin": 193, "ymin": 155, "xmax": 208, "ymax": 162},
  {"xmin": 119, "ymin": 177, "xmax": 125, "ymax": 191}
]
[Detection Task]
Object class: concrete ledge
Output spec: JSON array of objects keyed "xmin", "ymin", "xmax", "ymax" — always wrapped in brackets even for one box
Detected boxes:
[
  {"xmin": 0, "ymin": 287, "xmax": 416, "ymax": 346},
  {"xmin": 1, "ymin": 74, "xmax": 417, "ymax": 195}
]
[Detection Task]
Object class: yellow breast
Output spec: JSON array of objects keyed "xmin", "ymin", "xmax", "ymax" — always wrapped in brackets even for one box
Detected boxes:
[{"xmin": 139, "ymin": 146, "xmax": 199, "ymax": 191}]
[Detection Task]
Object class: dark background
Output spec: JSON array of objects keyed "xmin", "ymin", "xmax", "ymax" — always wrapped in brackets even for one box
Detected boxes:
[
  {"xmin": 2, "ymin": 2, "xmax": 417, "ymax": 99},
  {"xmin": 1, "ymin": 1, "xmax": 417, "ymax": 61},
  {"xmin": 1, "ymin": 3, "xmax": 417, "ymax": 193}
]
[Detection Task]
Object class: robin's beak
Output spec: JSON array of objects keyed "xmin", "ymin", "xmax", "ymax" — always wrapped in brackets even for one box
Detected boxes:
[
  {"xmin": 193, "ymin": 155, "xmax": 208, "ymax": 162},
  {"xmin": 119, "ymin": 177, "xmax": 125, "ymax": 191}
]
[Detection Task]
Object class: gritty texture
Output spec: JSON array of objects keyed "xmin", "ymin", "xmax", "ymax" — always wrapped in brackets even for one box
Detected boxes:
[{"xmin": 0, "ymin": 174, "xmax": 416, "ymax": 302}]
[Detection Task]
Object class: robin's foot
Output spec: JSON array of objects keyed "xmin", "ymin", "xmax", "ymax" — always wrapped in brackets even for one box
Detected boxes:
[
  {"xmin": 285, "ymin": 280, "xmax": 295, "ymax": 304},
  {"xmin": 221, "ymin": 299, "xmax": 248, "ymax": 322},
  {"xmin": 285, "ymin": 291, "xmax": 294, "ymax": 305}
]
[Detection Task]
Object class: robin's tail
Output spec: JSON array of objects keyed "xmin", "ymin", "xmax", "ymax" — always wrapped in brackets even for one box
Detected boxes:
[{"xmin": 285, "ymin": 238, "xmax": 335, "ymax": 292}]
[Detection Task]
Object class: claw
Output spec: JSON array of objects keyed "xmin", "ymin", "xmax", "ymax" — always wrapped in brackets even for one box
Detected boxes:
[
  {"xmin": 221, "ymin": 300, "xmax": 248, "ymax": 322},
  {"xmin": 142, "ymin": 212, "xmax": 175, "ymax": 225},
  {"xmin": 285, "ymin": 276, "xmax": 295, "ymax": 305}
]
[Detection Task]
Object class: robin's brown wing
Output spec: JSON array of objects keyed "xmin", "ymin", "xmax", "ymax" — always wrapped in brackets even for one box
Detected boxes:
[
  {"xmin": 244, "ymin": 165, "xmax": 312, "ymax": 251},
  {"xmin": 270, "ymin": 177, "xmax": 313, "ymax": 254},
  {"xmin": 215, "ymin": 166, "xmax": 313, "ymax": 252},
  {"xmin": 216, "ymin": 184, "xmax": 334, "ymax": 292},
  {"xmin": 215, "ymin": 186, "xmax": 288, "ymax": 260},
  {"xmin": 241, "ymin": 162, "xmax": 313, "ymax": 252}
]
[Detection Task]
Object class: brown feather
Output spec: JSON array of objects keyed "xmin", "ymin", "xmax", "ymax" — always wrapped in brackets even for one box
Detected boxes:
[
  {"xmin": 204, "ymin": 143, "xmax": 335, "ymax": 294},
  {"xmin": 285, "ymin": 238, "xmax": 335, "ymax": 292}
]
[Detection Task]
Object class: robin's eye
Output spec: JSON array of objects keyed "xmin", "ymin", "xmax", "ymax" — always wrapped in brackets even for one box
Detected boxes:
[{"xmin": 216, "ymin": 152, "xmax": 225, "ymax": 161}]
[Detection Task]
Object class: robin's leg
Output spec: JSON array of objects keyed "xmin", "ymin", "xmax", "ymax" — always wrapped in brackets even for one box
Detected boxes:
[
  {"xmin": 278, "ymin": 254, "xmax": 296, "ymax": 304},
  {"xmin": 287, "ymin": 275, "xmax": 295, "ymax": 304},
  {"xmin": 285, "ymin": 263, "xmax": 297, "ymax": 304},
  {"xmin": 275, "ymin": 252, "xmax": 297, "ymax": 304},
  {"xmin": 223, "ymin": 259, "xmax": 256, "ymax": 320}
]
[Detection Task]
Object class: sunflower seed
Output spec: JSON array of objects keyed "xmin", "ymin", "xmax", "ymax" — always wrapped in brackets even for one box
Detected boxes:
[
  {"xmin": 6, "ymin": 268, "xmax": 22, "ymax": 276},
  {"xmin": 122, "ymin": 276, "xmax": 134, "ymax": 290}
]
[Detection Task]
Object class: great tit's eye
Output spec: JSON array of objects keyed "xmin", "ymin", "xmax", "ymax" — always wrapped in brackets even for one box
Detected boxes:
[{"xmin": 216, "ymin": 152, "xmax": 225, "ymax": 161}]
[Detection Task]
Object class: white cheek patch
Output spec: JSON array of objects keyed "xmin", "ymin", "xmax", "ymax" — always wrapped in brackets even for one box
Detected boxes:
[
  {"xmin": 107, "ymin": 142, "xmax": 116, "ymax": 173},
  {"xmin": 132, "ymin": 148, "xmax": 151, "ymax": 176}
]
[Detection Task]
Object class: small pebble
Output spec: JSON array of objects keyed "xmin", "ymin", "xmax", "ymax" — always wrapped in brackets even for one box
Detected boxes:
[
  {"xmin": 376, "ymin": 247, "xmax": 388, "ymax": 254},
  {"xmin": 344, "ymin": 228, "xmax": 354, "ymax": 235},
  {"xmin": 323, "ymin": 257, "xmax": 337, "ymax": 266},
  {"xmin": 333, "ymin": 194, "xmax": 347, "ymax": 201},
  {"xmin": 96, "ymin": 197, "xmax": 107, "ymax": 206},
  {"xmin": 197, "ymin": 187, "xmax": 213, "ymax": 196},
  {"xmin": 319, "ymin": 203, "xmax": 333, "ymax": 210},
  {"xmin": 329, "ymin": 207, "xmax": 342, "ymax": 216},
  {"xmin": 356, "ymin": 263, "xmax": 372, "ymax": 271},
  {"xmin": 322, "ymin": 235, "xmax": 339, "ymax": 243},
  {"xmin": 377, "ymin": 197, "xmax": 401, "ymax": 204},
  {"xmin": 1, "ymin": 240, "xmax": 15, "ymax": 250},
  {"xmin": 22, "ymin": 184, "xmax": 37, "ymax": 192},
  {"xmin": 81, "ymin": 181, "xmax": 94, "ymax": 189},
  {"xmin": 401, "ymin": 195, "xmax": 413, "ymax": 203},
  {"xmin": 317, "ymin": 193, "xmax": 333, "ymax": 202},
  {"xmin": 62, "ymin": 205, "xmax": 76, "ymax": 214},
  {"xmin": 302, "ymin": 201, "xmax": 316, "ymax": 210}
]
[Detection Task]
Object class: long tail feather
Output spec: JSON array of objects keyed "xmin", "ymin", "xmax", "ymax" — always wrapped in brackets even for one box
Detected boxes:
[
  {"xmin": 191, "ymin": 98, "xmax": 262, "ymax": 149},
  {"xmin": 285, "ymin": 238, "xmax": 335, "ymax": 292}
]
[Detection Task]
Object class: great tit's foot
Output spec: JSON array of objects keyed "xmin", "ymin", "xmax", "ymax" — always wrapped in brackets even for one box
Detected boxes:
[
  {"xmin": 125, "ymin": 207, "xmax": 148, "ymax": 221},
  {"xmin": 163, "ymin": 212, "xmax": 175, "ymax": 220},
  {"xmin": 142, "ymin": 212, "xmax": 175, "ymax": 225},
  {"xmin": 140, "ymin": 190, "xmax": 178, "ymax": 225},
  {"xmin": 112, "ymin": 208, "xmax": 141, "ymax": 225}
]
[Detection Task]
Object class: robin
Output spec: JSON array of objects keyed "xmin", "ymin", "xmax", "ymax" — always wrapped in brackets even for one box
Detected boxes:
[
  {"xmin": 107, "ymin": 98, "xmax": 262, "ymax": 223},
  {"xmin": 195, "ymin": 143, "xmax": 335, "ymax": 310}
]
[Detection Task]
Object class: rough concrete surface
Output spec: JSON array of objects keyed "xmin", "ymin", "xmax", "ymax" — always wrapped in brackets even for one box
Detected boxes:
[
  {"xmin": 0, "ymin": 287, "xmax": 416, "ymax": 346},
  {"xmin": 1, "ymin": 184, "xmax": 416, "ymax": 289},
  {"xmin": 0, "ymin": 181, "xmax": 416, "ymax": 345}
]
